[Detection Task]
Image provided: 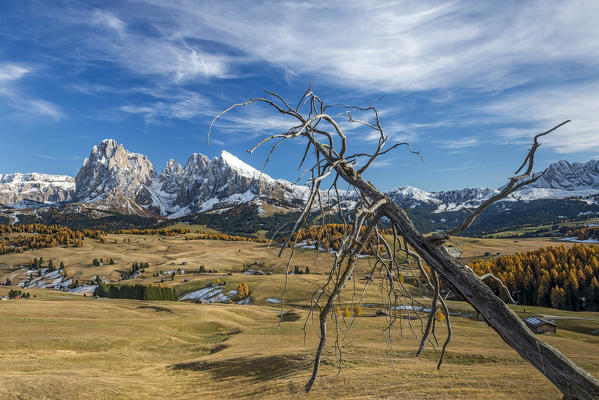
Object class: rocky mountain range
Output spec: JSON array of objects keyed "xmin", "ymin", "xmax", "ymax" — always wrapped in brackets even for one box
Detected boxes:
[
  {"xmin": 6, "ymin": 139, "xmax": 309, "ymax": 217},
  {"xmin": 2, "ymin": 139, "xmax": 599, "ymax": 224}
]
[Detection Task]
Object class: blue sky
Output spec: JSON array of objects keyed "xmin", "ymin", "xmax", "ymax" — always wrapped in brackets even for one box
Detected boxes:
[{"xmin": 1, "ymin": 1, "xmax": 599, "ymax": 192}]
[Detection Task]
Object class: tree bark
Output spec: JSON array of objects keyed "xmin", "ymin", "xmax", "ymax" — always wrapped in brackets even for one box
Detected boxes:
[{"xmin": 325, "ymin": 154, "xmax": 599, "ymax": 399}]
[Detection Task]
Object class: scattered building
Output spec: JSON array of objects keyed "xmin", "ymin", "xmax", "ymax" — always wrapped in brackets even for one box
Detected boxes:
[{"xmin": 524, "ymin": 316, "xmax": 557, "ymax": 334}]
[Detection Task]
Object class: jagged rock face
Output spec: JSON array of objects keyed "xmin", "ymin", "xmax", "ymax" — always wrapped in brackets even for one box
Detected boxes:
[
  {"xmin": 159, "ymin": 159, "xmax": 184, "ymax": 194},
  {"xmin": 10, "ymin": 137, "xmax": 599, "ymax": 219},
  {"xmin": 0, "ymin": 173, "xmax": 75, "ymax": 204},
  {"xmin": 433, "ymin": 188, "xmax": 499, "ymax": 204},
  {"xmin": 432, "ymin": 187, "xmax": 499, "ymax": 211},
  {"xmin": 71, "ymin": 140, "xmax": 307, "ymax": 216},
  {"xmin": 531, "ymin": 160, "xmax": 599, "ymax": 190},
  {"xmin": 75, "ymin": 139, "xmax": 157, "ymax": 214},
  {"xmin": 385, "ymin": 160, "xmax": 599, "ymax": 213},
  {"xmin": 386, "ymin": 186, "xmax": 499, "ymax": 212},
  {"xmin": 171, "ymin": 151, "xmax": 307, "ymax": 214}
]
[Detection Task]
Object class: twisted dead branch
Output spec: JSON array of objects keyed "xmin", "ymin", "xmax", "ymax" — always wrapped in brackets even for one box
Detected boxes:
[{"xmin": 210, "ymin": 90, "xmax": 599, "ymax": 399}]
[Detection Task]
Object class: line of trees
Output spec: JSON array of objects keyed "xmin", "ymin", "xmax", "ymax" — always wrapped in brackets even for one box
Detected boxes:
[
  {"xmin": 184, "ymin": 232, "xmax": 269, "ymax": 243},
  {"xmin": 94, "ymin": 282, "xmax": 175, "ymax": 301},
  {"xmin": 29, "ymin": 257, "xmax": 65, "ymax": 271},
  {"xmin": 291, "ymin": 223, "xmax": 393, "ymax": 255},
  {"xmin": 559, "ymin": 225, "xmax": 599, "ymax": 241},
  {"xmin": 0, "ymin": 224, "xmax": 106, "ymax": 254},
  {"xmin": 111, "ymin": 227, "xmax": 191, "ymax": 236},
  {"xmin": 471, "ymin": 244, "xmax": 599, "ymax": 310}
]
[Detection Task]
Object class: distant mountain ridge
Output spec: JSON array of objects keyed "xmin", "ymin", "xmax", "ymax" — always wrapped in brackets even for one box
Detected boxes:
[
  {"xmin": 386, "ymin": 160, "xmax": 599, "ymax": 212},
  {"xmin": 2, "ymin": 140, "xmax": 599, "ymax": 221},
  {"xmin": 0, "ymin": 173, "xmax": 75, "ymax": 205}
]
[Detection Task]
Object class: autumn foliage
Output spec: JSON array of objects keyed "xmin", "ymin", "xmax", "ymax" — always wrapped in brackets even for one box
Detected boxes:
[
  {"xmin": 0, "ymin": 224, "xmax": 100, "ymax": 254},
  {"xmin": 291, "ymin": 224, "xmax": 392, "ymax": 255},
  {"xmin": 236, "ymin": 282, "xmax": 250, "ymax": 300},
  {"xmin": 471, "ymin": 244, "xmax": 599, "ymax": 310},
  {"xmin": 560, "ymin": 226, "xmax": 599, "ymax": 241}
]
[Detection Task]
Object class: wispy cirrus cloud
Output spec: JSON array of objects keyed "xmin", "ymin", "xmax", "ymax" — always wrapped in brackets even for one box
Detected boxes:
[
  {"xmin": 439, "ymin": 136, "xmax": 479, "ymax": 150},
  {"xmin": 479, "ymin": 81, "xmax": 599, "ymax": 153},
  {"xmin": 69, "ymin": 8, "xmax": 236, "ymax": 83},
  {"xmin": 120, "ymin": 91, "xmax": 212, "ymax": 122},
  {"xmin": 0, "ymin": 64, "xmax": 29, "ymax": 89},
  {"xmin": 0, "ymin": 62, "xmax": 64, "ymax": 120},
  {"xmin": 128, "ymin": 0, "xmax": 599, "ymax": 92},
  {"xmin": 43, "ymin": 1, "xmax": 599, "ymax": 93},
  {"xmin": 9, "ymin": 1, "xmax": 599, "ymax": 160}
]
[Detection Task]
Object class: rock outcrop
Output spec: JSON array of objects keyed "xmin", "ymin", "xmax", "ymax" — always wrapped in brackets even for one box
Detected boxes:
[{"xmin": 75, "ymin": 139, "xmax": 157, "ymax": 214}]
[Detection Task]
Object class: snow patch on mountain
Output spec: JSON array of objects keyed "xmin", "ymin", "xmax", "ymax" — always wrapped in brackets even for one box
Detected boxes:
[
  {"xmin": 0, "ymin": 173, "xmax": 75, "ymax": 204},
  {"xmin": 6, "ymin": 139, "xmax": 599, "ymax": 220},
  {"xmin": 220, "ymin": 150, "xmax": 273, "ymax": 181}
]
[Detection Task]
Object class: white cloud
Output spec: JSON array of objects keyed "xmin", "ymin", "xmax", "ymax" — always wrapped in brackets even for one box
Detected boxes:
[
  {"xmin": 0, "ymin": 64, "xmax": 29, "ymax": 85},
  {"xmin": 132, "ymin": 0, "xmax": 599, "ymax": 91},
  {"xmin": 17, "ymin": 0, "xmax": 599, "ymax": 145},
  {"xmin": 76, "ymin": 9, "xmax": 234, "ymax": 82},
  {"xmin": 210, "ymin": 109, "xmax": 298, "ymax": 137},
  {"xmin": 0, "ymin": 62, "xmax": 64, "ymax": 120},
  {"xmin": 27, "ymin": 99, "xmax": 65, "ymax": 119},
  {"xmin": 439, "ymin": 136, "xmax": 479, "ymax": 150},
  {"xmin": 120, "ymin": 91, "xmax": 211, "ymax": 122},
  {"xmin": 91, "ymin": 10, "xmax": 126, "ymax": 37},
  {"xmin": 481, "ymin": 81, "xmax": 599, "ymax": 153}
]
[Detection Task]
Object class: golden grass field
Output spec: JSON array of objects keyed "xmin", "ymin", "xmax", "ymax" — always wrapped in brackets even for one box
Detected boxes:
[{"xmin": 1, "ymin": 233, "xmax": 598, "ymax": 399}]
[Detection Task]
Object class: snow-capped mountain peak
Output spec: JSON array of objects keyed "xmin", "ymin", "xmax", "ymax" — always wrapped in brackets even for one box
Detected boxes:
[
  {"xmin": 388, "ymin": 186, "xmax": 439, "ymax": 203},
  {"xmin": 219, "ymin": 150, "xmax": 273, "ymax": 181},
  {"xmin": 162, "ymin": 159, "xmax": 183, "ymax": 176},
  {"xmin": 75, "ymin": 139, "xmax": 157, "ymax": 214},
  {"xmin": 532, "ymin": 159, "xmax": 599, "ymax": 190},
  {"xmin": 5, "ymin": 139, "xmax": 599, "ymax": 220}
]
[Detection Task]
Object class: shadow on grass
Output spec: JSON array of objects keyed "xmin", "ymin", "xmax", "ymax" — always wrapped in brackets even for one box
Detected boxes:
[
  {"xmin": 171, "ymin": 354, "xmax": 308, "ymax": 382},
  {"xmin": 137, "ymin": 305, "xmax": 173, "ymax": 313},
  {"xmin": 410, "ymin": 350, "xmax": 524, "ymax": 366},
  {"xmin": 279, "ymin": 310, "xmax": 301, "ymax": 322}
]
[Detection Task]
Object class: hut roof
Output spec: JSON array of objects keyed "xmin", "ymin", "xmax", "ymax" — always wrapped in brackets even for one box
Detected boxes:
[{"xmin": 524, "ymin": 316, "xmax": 557, "ymax": 327}]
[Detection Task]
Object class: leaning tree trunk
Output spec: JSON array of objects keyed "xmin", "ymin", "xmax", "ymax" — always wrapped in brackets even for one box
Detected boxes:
[{"xmin": 327, "ymin": 155, "xmax": 599, "ymax": 400}]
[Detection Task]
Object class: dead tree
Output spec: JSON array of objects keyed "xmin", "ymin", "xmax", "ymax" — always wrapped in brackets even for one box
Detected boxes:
[{"xmin": 210, "ymin": 89, "xmax": 599, "ymax": 399}]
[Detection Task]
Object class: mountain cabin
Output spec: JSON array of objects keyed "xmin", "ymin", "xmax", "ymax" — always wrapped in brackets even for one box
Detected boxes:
[{"xmin": 524, "ymin": 316, "xmax": 557, "ymax": 334}]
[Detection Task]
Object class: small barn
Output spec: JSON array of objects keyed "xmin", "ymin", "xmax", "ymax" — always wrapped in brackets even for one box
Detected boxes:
[{"xmin": 524, "ymin": 316, "xmax": 557, "ymax": 334}]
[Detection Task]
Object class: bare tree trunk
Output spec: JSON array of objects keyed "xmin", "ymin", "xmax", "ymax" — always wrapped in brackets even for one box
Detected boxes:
[
  {"xmin": 211, "ymin": 91, "xmax": 599, "ymax": 399},
  {"xmin": 327, "ymin": 155, "xmax": 599, "ymax": 400}
]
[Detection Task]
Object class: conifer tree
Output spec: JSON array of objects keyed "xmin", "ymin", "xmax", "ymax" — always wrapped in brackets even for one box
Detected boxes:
[
  {"xmin": 236, "ymin": 282, "xmax": 249, "ymax": 300},
  {"xmin": 343, "ymin": 306, "xmax": 351, "ymax": 318}
]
